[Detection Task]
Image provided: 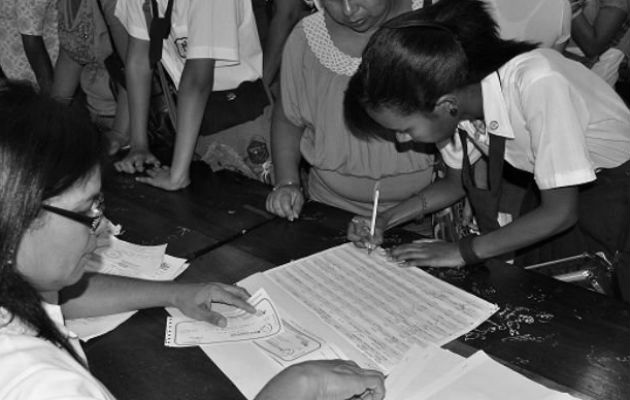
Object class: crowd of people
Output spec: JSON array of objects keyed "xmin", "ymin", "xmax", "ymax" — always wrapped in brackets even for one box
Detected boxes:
[{"xmin": 1, "ymin": 0, "xmax": 629, "ymax": 399}]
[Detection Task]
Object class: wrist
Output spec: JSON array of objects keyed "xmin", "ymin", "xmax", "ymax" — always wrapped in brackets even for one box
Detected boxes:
[
  {"xmin": 273, "ymin": 180, "xmax": 301, "ymax": 191},
  {"xmin": 458, "ymin": 235, "xmax": 483, "ymax": 265}
]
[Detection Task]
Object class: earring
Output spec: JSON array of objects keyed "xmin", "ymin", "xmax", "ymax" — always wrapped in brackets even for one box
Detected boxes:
[{"xmin": 449, "ymin": 107, "xmax": 458, "ymax": 117}]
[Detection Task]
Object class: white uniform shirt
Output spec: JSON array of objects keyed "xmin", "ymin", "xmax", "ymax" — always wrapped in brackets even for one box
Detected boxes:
[
  {"xmin": 115, "ymin": 0, "xmax": 262, "ymax": 90},
  {"xmin": 485, "ymin": 0, "xmax": 572, "ymax": 49},
  {"xmin": 0, "ymin": 303, "xmax": 115, "ymax": 400},
  {"xmin": 439, "ymin": 49, "xmax": 630, "ymax": 190}
]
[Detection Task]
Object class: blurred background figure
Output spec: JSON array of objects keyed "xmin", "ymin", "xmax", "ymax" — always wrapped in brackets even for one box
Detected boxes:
[
  {"xmin": 566, "ymin": 0, "xmax": 630, "ymax": 90},
  {"xmin": 0, "ymin": 0, "xmax": 58, "ymax": 94},
  {"xmin": 485, "ymin": 0, "xmax": 572, "ymax": 51}
]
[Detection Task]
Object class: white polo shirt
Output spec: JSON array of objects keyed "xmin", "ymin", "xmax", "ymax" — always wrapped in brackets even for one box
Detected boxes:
[
  {"xmin": 115, "ymin": 0, "xmax": 262, "ymax": 90},
  {"xmin": 0, "ymin": 303, "xmax": 115, "ymax": 400},
  {"xmin": 439, "ymin": 49, "xmax": 630, "ymax": 190}
]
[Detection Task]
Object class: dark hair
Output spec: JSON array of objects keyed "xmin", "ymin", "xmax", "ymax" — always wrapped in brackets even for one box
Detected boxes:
[
  {"xmin": 0, "ymin": 81, "xmax": 106, "ymax": 366},
  {"xmin": 344, "ymin": 0, "xmax": 538, "ymax": 141}
]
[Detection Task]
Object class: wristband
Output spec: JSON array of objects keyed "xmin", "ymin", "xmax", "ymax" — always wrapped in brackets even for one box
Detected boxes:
[
  {"xmin": 458, "ymin": 235, "xmax": 483, "ymax": 265},
  {"xmin": 272, "ymin": 181, "xmax": 301, "ymax": 191}
]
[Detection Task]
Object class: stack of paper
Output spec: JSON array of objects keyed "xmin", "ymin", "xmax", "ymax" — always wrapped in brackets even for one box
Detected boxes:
[
  {"xmin": 159, "ymin": 243, "xmax": 580, "ymax": 400},
  {"xmin": 66, "ymin": 237, "xmax": 189, "ymax": 340}
]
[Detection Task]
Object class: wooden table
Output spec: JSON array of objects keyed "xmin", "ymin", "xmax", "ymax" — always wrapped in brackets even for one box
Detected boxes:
[{"xmin": 85, "ymin": 163, "xmax": 630, "ymax": 400}]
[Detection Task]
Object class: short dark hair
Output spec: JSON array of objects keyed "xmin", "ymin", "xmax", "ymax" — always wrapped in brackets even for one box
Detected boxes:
[
  {"xmin": 344, "ymin": 0, "xmax": 538, "ymax": 141},
  {"xmin": 0, "ymin": 81, "xmax": 106, "ymax": 366}
]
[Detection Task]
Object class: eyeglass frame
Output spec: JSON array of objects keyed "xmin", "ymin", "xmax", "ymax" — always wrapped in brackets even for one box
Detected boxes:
[{"xmin": 41, "ymin": 193, "xmax": 105, "ymax": 233}]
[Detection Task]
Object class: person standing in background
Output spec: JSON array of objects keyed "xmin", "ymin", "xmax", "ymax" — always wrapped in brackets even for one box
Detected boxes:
[
  {"xmin": 567, "ymin": 0, "xmax": 630, "ymax": 87},
  {"xmin": 0, "ymin": 0, "xmax": 58, "ymax": 94}
]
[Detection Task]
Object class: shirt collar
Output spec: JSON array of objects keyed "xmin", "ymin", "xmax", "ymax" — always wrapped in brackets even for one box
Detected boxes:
[{"xmin": 478, "ymin": 70, "xmax": 515, "ymax": 139}]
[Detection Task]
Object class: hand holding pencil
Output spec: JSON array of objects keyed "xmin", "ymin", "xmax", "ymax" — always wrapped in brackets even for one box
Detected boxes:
[{"xmin": 347, "ymin": 182, "xmax": 385, "ymax": 252}]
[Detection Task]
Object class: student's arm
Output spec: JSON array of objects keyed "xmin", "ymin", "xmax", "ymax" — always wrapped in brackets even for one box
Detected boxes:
[
  {"xmin": 571, "ymin": 5, "xmax": 628, "ymax": 57},
  {"xmin": 59, "ymin": 273, "xmax": 255, "ymax": 326},
  {"xmin": 265, "ymin": 93, "xmax": 305, "ymax": 221},
  {"xmin": 389, "ymin": 185, "xmax": 579, "ymax": 267},
  {"xmin": 471, "ymin": 186, "xmax": 578, "ymax": 258},
  {"xmin": 114, "ymin": 36, "xmax": 159, "ymax": 174},
  {"xmin": 21, "ymin": 34, "xmax": 54, "ymax": 94},
  {"xmin": 263, "ymin": 0, "xmax": 304, "ymax": 86},
  {"xmin": 137, "ymin": 58, "xmax": 215, "ymax": 190},
  {"xmin": 348, "ymin": 166, "xmax": 465, "ymax": 248}
]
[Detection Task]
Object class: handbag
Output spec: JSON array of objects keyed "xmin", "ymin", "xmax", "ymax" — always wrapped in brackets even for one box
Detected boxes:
[
  {"xmin": 145, "ymin": 0, "xmax": 270, "ymax": 136},
  {"xmin": 199, "ymin": 79, "xmax": 270, "ymax": 136}
]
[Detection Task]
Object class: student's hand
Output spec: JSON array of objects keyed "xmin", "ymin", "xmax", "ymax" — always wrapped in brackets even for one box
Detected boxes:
[
  {"xmin": 114, "ymin": 148, "xmax": 160, "ymax": 174},
  {"xmin": 256, "ymin": 360, "xmax": 385, "ymax": 400},
  {"xmin": 347, "ymin": 215, "xmax": 386, "ymax": 251},
  {"xmin": 266, "ymin": 185, "xmax": 304, "ymax": 221},
  {"xmin": 136, "ymin": 165, "xmax": 191, "ymax": 191},
  {"xmin": 171, "ymin": 283, "xmax": 256, "ymax": 327},
  {"xmin": 389, "ymin": 240, "xmax": 465, "ymax": 268}
]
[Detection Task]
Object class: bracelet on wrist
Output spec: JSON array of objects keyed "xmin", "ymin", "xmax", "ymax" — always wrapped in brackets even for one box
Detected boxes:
[
  {"xmin": 272, "ymin": 181, "xmax": 301, "ymax": 191},
  {"xmin": 458, "ymin": 235, "xmax": 483, "ymax": 265}
]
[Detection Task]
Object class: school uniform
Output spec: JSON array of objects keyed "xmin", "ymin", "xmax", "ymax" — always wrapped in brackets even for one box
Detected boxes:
[
  {"xmin": 438, "ymin": 48, "xmax": 630, "ymax": 299},
  {"xmin": 115, "ymin": 0, "xmax": 262, "ymax": 90}
]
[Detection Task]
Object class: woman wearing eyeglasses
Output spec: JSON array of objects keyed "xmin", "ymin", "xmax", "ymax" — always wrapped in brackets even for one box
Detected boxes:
[{"xmin": 0, "ymin": 81, "xmax": 384, "ymax": 400}]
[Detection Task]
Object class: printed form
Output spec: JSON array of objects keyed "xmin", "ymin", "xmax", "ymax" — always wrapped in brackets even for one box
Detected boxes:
[{"xmin": 200, "ymin": 243, "xmax": 498, "ymax": 399}]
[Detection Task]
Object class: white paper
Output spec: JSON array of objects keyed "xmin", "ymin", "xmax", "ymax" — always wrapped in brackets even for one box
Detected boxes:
[
  {"xmin": 385, "ymin": 345, "xmax": 464, "ymax": 400},
  {"xmin": 67, "ymin": 238, "xmax": 189, "ymax": 341},
  {"xmin": 255, "ymin": 317, "xmax": 348, "ymax": 368},
  {"xmin": 165, "ymin": 289, "xmax": 282, "ymax": 347},
  {"xmin": 84, "ymin": 237, "xmax": 168, "ymax": 278},
  {"xmin": 265, "ymin": 244, "xmax": 498, "ymax": 372},
  {"xmin": 200, "ymin": 243, "xmax": 498, "ymax": 399},
  {"xmin": 416, "ymin": 351, "xmax": 581, "ymax": 400}
]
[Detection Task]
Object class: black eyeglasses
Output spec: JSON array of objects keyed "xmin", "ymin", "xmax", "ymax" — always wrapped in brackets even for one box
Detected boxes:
[{"xmin": 41, "ymin": 193, "xmax": 105, "ymax": 233}]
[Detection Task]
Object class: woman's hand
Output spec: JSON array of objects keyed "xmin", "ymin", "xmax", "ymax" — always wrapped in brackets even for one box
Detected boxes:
[
  {"xmin": 171, "ymin": 283, "xmax": 256, "ymax": 327},
  {"xmin": 256, "ymin": 360, "xmax": 385, "ymax": 400},
  {"xmin": 266, "ymin": 185, "xmax": 304, "ymax": 221},
  {"xmin": 389, "ymin": 240, "xmax": 465, "ymax": 268},
  {"xmin": 347, "ymin": 216, "xmax": 386, "ymax": 250},
  {"xmin": 114, "ymin": 148, "xmax": 161, "ymax": 174}
]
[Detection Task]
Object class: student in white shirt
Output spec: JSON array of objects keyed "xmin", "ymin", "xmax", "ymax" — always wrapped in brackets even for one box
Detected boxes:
[
  {"xmin": 0, "ymin": 81, "xmax": 384, "ymax": 400},
  {"xmin": 344, "ymin": 0, "xmax": 630, "ymax": 300},
  {"xmin": 113, "ymin": 0, "xmax": 263, "ymax": 190}
]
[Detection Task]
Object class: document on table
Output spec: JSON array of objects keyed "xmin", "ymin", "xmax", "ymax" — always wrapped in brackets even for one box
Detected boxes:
[
  {"xmin": 165, "ymin": 289, "xmax": 283, "ymax": 347},
  {"xmin": 410, "ymin": 351, "xmax": 582, "ymax": 400},
  {"xmin": 200, "ymin": 243, "xmax": 498, "ymax": 399},
  {"xmin": 66, "ymin": 237, "xmax": 189, "ymax": 340}
]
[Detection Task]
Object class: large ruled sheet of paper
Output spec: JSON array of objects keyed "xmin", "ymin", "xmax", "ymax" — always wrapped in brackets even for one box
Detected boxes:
[
  {"xmin": 199, "ymin": 243, "xmax": 498, "ymax": 399},
  {"xmin": 266, "ymin": 244, "xmax": 498, "ymax": 371}
]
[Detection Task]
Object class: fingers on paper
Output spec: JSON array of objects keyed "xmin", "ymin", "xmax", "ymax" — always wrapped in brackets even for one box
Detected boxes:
[
  {"xmin": 207, "ymin": 284, "xmax": 256, "ymax": 314},
  {"xmin": 334, "ymin": 361, "xmax": 386, "ymax": 400}
]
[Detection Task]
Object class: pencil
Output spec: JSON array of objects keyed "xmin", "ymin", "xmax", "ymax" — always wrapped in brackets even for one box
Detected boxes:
[{"xmin": 368, "ymin": 181, "xmax": 380, "ymax": 255}]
